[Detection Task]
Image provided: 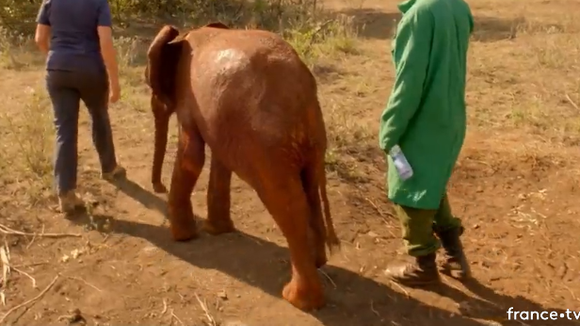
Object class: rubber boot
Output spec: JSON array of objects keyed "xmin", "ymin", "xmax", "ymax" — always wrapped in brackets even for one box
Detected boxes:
[
  {"xmin": 384, "ymin": 252, "xmax": 440, "ymax": 286},
  {"xmin": 436, "ymin": 226, "xmax": 471, "ymax": 280}
]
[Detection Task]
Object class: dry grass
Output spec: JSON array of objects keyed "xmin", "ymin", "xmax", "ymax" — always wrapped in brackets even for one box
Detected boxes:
[
  {"xmin": 0, "ymin": 86, "xmax": 53, "ymax": 205},
  {"xmin": 465, "ymin": 2, "xmax": 580, "ymax": 147}
]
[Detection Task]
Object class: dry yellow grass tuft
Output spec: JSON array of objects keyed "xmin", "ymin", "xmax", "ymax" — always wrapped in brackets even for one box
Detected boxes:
[{"xmin": 0, "ymin": 86, "xmax": 53, "ymax": 205}]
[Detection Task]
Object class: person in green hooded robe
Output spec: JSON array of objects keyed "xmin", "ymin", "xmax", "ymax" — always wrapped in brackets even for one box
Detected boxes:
[{"xmin": 379, "ymin": 0, "xmax": 474, "ymax": 285}]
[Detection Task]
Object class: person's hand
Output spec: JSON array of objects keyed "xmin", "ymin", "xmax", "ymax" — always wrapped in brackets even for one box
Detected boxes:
[{"xmin": 109, "ymin": 80, "xmax": 121, "ymax": 103}]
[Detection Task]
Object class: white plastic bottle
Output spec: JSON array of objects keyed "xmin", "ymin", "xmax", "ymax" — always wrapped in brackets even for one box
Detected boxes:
[{"xmin": 388, "ymin": 145, "xmax": 413, "ymax": 180}]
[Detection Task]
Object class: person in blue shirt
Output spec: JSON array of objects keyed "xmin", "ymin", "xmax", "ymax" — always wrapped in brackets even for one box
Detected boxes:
[{"xmin": 34, "ymin": 0, "xmax": 126, "ymax": 213}]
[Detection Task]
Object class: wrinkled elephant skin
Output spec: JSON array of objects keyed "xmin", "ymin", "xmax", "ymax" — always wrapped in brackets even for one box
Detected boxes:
[{"xmin": 144, "ymin": 23, "xmax": 341, "ymax": 311}]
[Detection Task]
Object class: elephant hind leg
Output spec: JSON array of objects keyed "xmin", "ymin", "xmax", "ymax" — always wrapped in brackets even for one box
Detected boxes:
[
  {"xmin": 203, "ymin": 156, "xmax": 235, "ymax": 235},
  {"xmin": 167, "ymin": 127, "xmax": 205, "ymax": 241},
  {"xmin": 256, "ymin": 173, "xmax": 325, "ymax": 311}
]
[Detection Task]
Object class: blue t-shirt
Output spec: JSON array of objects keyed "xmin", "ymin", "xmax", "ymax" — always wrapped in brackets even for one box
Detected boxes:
[{"xmin": 36, "ymin": 0, "xmax": 112, "ymax": 73}]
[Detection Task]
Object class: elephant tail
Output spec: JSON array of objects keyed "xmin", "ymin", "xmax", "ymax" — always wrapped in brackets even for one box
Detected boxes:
[
  {"xmin": 318, "ymin": 157, "xmax": 341, "ymax": 254},
  {"xmin": 302, "ymin": 148, "xmax": 341, "ymax": 255}
]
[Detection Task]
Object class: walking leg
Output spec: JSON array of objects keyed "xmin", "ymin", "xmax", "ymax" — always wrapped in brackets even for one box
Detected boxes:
[
  {"xmin": 46, "ymin": 71, "xmax": 83, "ymax": 213},
  {"xmin": 80, "ymin": 72, "xmax": 124, "ymax": 180},
  {"xmin": 204, "ymin": 156, "xmax": 235, "ymax": 235},
  {"xmin": 384, "ymin": 204, "xmax": 440, "ymax": 285},
  {"xmin": 256, "ymin": 173, "xmax": 324, "ymax": 311},
  {"xmin": 433, "ymin": 193, "xmax": 471, "ymax": 280},
  {"xmin": 167, "ymin": 126, "xmax": 205, "ymax": 241}
]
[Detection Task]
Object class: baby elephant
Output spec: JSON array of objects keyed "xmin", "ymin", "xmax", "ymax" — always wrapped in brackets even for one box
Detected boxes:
[{"xmin": 145, "ymin": 23, "xmax": 340, "ymax": 311}]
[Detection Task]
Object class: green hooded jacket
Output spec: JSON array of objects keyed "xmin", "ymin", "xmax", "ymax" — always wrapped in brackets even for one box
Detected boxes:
[{"xmin": 378, "ymin": 0, "xmax": 474, "ymax": 209}]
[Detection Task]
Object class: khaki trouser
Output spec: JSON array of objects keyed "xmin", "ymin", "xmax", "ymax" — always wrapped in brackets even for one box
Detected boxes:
[{"xmin": 394, "ymin": 193, "xmax": 462, "ymax": 257}]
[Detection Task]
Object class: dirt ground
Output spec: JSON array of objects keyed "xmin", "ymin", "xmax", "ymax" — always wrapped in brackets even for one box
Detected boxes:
[{"xmin": 2, "ymin": 0, "xmax": 580, "ymax": 325}]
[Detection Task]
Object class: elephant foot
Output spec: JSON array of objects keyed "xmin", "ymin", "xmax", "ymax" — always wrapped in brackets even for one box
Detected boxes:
[
  {"xmin": 282, "ymin": 277, "xmax": 325, "ymax": 311},
  {"xmin": 170, "ymin": 221, "xmax": 199, "ymax": 241},
  {"xmin": 315, "ymin": 252, "xmax": 328, "ymax": 269},
  {"xmin": 203, "ymin": 219, "xmax": 236, "ymax": 235},
  {"xmin": 153, "ymin": 182, "xmax": 168, "ymax": 194},
  {"xmin": 168, "ymin": 205, "xmax": 198, "ymax": 241}
]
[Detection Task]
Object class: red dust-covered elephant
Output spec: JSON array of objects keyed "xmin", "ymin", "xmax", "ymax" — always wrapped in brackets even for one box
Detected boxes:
[{"xmin": 144, "ymin": 23, "xmax": 340, "ymax": 311}]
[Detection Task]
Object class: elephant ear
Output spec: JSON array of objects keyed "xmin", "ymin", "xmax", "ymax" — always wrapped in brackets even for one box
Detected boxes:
[
  {"xmin": 204, "ymin": 22, "xmax": 229, "ymax": 29},
  {"xmin": 146, "ymin": 25, "xmax": 186, "ymax": 110}
]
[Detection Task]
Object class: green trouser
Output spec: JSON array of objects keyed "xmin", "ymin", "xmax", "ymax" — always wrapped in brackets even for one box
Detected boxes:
[{"xmin": 394, "ymin": 193, "xmax": 462, "ymax": 257}]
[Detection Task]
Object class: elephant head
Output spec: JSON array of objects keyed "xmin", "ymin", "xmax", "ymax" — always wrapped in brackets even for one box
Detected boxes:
[{"xmin": 145, "ymin": 22, "xmax": 229, "ymax": 193}]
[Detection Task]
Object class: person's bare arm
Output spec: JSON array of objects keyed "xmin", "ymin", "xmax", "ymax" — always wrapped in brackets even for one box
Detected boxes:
[
  {"xmin": 96, "ymin": 0, "xmax": 120, "ymax": 102},
  {"xmin": 34, "ymin": 0, "xmax": 51, "ymax": 54},
  {"xmin": 97, "ymin": 26, "xmax": 119, "ymax": 87},
  {"xmin": 34, "ymin": 24, "xmax": 51, "ymax": 54}
]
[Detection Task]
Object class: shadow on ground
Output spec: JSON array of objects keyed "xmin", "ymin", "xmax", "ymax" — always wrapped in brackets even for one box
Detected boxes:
[
  {"xmin": 71, "ymin": 177, "xmax": 578, "ymax": 326},
  {"xmin": 108, "ymin": 177, "xmax": 168, "ymax": 216}
]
